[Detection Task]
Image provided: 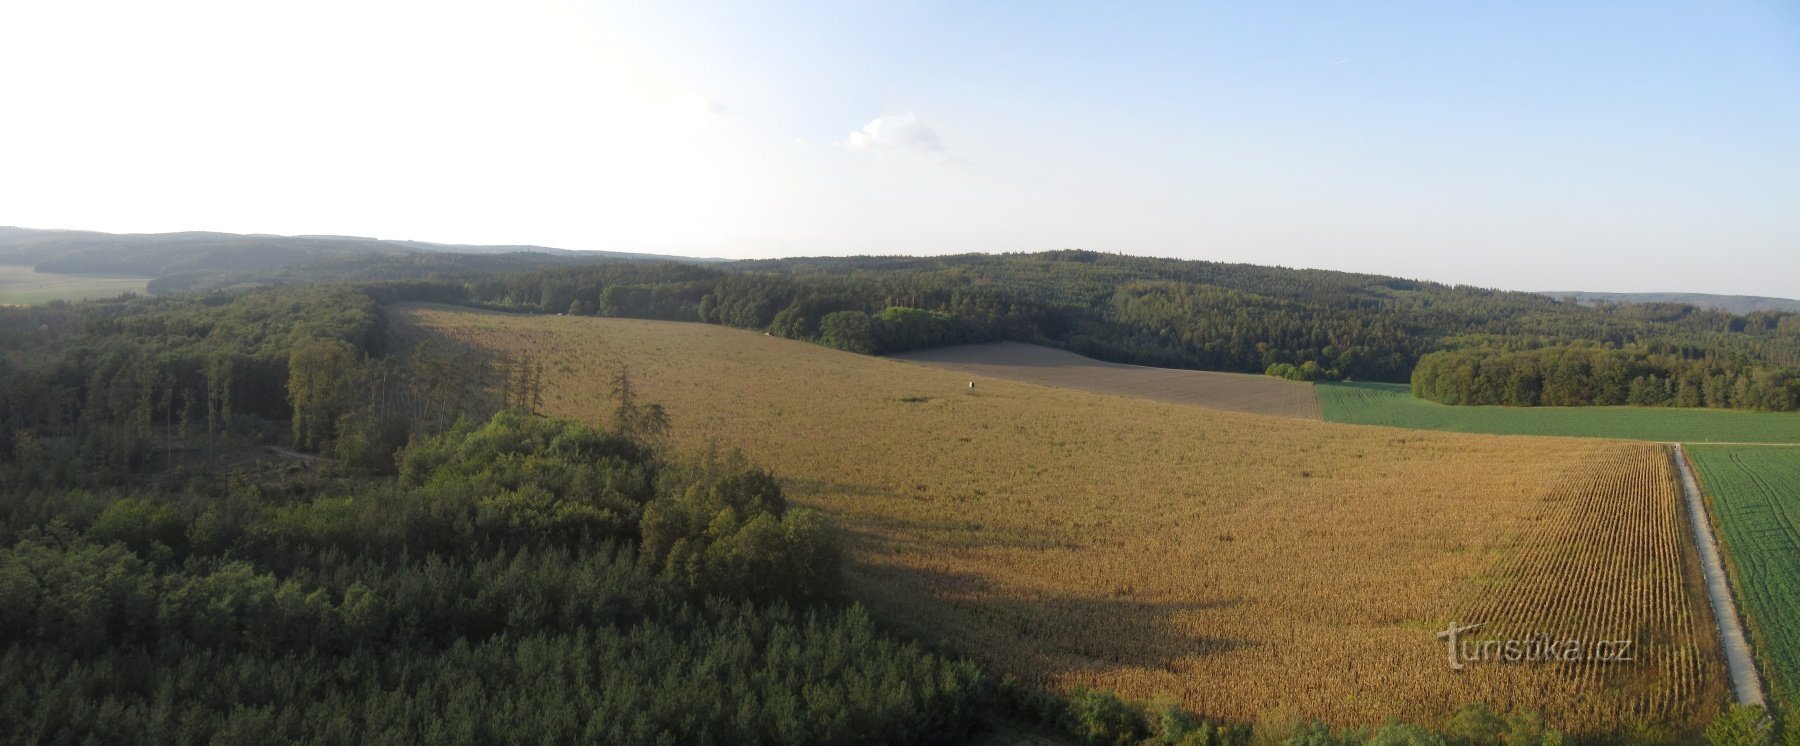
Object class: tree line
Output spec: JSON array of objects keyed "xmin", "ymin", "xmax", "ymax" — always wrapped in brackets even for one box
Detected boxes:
[
  {"xmin": 49, "ymin": 245, "xmax": 1800, "ymax": 411},
  {"xmin": 343, "ymin": 250, "xmax": 1798, "ymax": 410},
  {"xmin": 1412, "ymin": 345, "xmax": 1799, "ymax": 411}
]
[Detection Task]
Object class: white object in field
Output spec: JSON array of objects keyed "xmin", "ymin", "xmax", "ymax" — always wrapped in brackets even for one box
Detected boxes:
[{"xmin": 968, "ymin": 381, "xmax": 974, "ymax": 388}]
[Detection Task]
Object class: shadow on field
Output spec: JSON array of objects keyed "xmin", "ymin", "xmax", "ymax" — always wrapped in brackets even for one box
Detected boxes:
[
  {"xmin": 848, "ymin": 559, "xmax": 1253, "ymax": 677},
  {"xmin": 789, "ymin": 474, "xmax": 1256, "ymax": 675},
  {"xmin": 893, "ymin": 341, "xmax": 1123, "ymax": 373}
]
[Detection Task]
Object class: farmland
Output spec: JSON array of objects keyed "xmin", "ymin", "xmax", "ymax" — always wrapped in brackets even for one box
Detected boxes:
[
  {"xmin": 1318, "ymin": 381, "xmax": 1800, "ymax": 443},
  {"xmin": 399, "ymin": 305, "xmax": 1723, "ymax": 733},
  {"xmin": 0, "ymin": 264, "xmax": 149, "ymax": 305},
  {"xmin": 1688, "ymin": 445, "xmax": 1800, "ymax": 710},
  {"xmin": 894, "ymin": 342, "xmax": 1320, "ymax": 419}
]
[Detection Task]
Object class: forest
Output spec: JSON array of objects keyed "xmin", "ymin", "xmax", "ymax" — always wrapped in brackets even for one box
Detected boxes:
[
  {"xmin": 0, "ymin": 286, "xmax": 988, "ymax": 743},
  {"xmin": 1411, "ymin": 345, "xmax": 1798, "ymax": 410}
]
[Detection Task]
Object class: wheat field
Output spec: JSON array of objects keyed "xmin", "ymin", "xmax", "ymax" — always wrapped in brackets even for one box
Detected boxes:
[{"xmin": 398, "ymin": 306, "xmax": 1723, "ymax": 734}]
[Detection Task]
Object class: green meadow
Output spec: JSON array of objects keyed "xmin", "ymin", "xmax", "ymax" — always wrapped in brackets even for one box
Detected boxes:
[
  {"xmin": 1688, "ymin": 445, "xmax": 1800, "ymax": 709},
  {"xmin": 0, "ymin": 264, "xmax": 149, "ymax": 305},
  {"xmin": 1317, "ymin": 381, "xmax": 1800, "ymax": 443}
]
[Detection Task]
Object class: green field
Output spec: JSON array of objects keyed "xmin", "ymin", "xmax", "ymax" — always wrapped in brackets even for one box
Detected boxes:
[
  {"xmin": 1317, "ymin": 381, "xmax": 1800, "ymax": 443},
  {"xmin": 1688, "ymin": 446, "xmax": 1800, "ymax": 709},
  {"xmin": 0, "ymin": 264, "xmax": 149, "ymax": 305}
]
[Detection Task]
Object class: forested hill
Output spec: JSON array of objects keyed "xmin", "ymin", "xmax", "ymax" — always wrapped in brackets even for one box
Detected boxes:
[
  {"xmin": 433, "ymin": 250, "xmax": 1798, "ymax": 409},
  {"xmin": 6, "ymin": 232, "xmax": 1796, "ymax": 409},
  {"xmin": 0, "ymin": 226, "xmax": 706, "ymax": 281}
]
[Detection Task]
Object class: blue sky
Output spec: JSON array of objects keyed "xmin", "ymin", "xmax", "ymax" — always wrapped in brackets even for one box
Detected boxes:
[{"xmin": 1, "ymin": 1, "xmax": 1796, "ymax": 296}]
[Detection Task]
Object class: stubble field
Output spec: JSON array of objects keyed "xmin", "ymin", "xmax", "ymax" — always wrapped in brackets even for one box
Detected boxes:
[
  {"xmin": 398, "ymin": 305, "xmax": 1723, "ymax": 734},
  {"xmin": 894, "ymin": 341, "xmax": 1321, "ymax": 419}
]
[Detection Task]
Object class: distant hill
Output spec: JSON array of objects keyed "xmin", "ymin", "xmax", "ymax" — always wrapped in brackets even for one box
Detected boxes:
[
  {"xmin": 1541, "ymin": 290, "xmax": 1800, "ymax": 315},
  {"xmin": 0, "ymin": 226, "xmax": 710, "ymax": 279}
]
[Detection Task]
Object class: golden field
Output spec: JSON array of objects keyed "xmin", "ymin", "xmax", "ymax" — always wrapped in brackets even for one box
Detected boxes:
[
  {"xmin": 397, "ymin": 305, "xmax": 1724, "ymax": 734},
  {"xmin": 894, "ymin": 341, "xmax": 1321, "ymax": 419}
]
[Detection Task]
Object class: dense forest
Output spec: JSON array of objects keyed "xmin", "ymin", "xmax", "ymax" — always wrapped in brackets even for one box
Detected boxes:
[
  {"xmin": 0, "ymin": 286, "xmax": 985, "ymax": 743},
  {"xmin": 1412, "ymin": 346, "xmax": 1798, "ymax": 410},
  {"xmin": 0, "ymin": 409, "xmax": 990, "ymax": 743}
]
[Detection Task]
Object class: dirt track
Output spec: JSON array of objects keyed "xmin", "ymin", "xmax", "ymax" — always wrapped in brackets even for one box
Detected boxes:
[
  {"xmin": 1673, "ymin": 444, "xmax": 1765, "ymax": 706},
  {"xmin": 893, "ymin": 342, "xmax": 1321, "ymax": 419}
]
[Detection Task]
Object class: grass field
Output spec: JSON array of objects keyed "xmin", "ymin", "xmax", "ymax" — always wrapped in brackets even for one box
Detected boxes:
[
  {"xmin": 894, "ymin": 342, "xmax": 1321, "ymax": 419},
  {"xmin": 1688, "ymin": 445, "xmax": 1800, "ymax": 710},
  {"xmin": 1318, "ymin": 381, "xmax": 1800, "ymax": 443},
  {"xmin": 399, "ymin": 305, "xmax": 1722, "ymax": 734},
  {"xmin": 0, "ymin": 264, "xmax": 149, "ymax": 305}
]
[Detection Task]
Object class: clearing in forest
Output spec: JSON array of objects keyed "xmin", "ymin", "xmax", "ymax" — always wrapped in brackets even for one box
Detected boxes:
[
  {"xmin": 399, "ymin": 306, "xmax": 1723, "ymax": 735},
  {"xmin": 0, "ymin": 264, "xmax": 150, "ymax": 305},
  {"xmin": 893, "ymin": 342, "xmax": 1321, "ymax": 420}
]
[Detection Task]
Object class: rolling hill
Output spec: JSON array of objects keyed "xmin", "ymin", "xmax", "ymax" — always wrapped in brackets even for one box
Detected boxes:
[
  {"xmin": 398, "ymin": 304, "xmax": 1724, "ymax": 734},
  {"xmin": 0, "ymin": 226, "xmax": 709, "ymax": 281}
]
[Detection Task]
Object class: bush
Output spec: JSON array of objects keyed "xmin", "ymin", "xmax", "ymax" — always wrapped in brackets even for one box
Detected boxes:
[
  {"xmin": 1366, "ymin": 721, "xmax": 1447, "ymax": 746},
  {"xmin": 89, "ymin": 497, "xmax": 186, "ymax": 555},
  {"xmin": 1067, "ymin": 688, "xmax": 1147, "ymax": 746},
  {"xmin": 1284, "ymin": 720, "xmax": 1338, "ymax": 745},
  {"xmin": 1447, "ymin": 702, "xmax": 1506, "ymax": 745}
]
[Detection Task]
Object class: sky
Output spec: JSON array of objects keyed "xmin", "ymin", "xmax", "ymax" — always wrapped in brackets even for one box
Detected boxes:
[{"xmin": 1, "ymin": 1, "xmax": 1797, "ymax": 296}]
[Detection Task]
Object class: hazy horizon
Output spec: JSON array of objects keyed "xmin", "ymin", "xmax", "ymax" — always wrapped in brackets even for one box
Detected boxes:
[
  {"xmin": 2, "ymin": 1, "xmax": 1796, "ymax": 297},
  {"xmin": 9, "ymin": 221, "xmax": 1800, "ymax": 303}
]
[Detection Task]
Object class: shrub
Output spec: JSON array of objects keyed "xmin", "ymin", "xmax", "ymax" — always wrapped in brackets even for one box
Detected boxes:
[{"xmin": 1066, "ymin": 688, "xmax": 1147, "ymax": 746}]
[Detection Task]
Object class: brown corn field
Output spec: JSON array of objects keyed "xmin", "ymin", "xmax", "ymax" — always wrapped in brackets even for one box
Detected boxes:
[{"xmin": 399, "ymin": 306, "xmax": 1724, "ymax": 735}]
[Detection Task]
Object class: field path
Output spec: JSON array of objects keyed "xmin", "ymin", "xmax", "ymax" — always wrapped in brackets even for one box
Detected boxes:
[
  {"xmin": 894, "ymin": 341, "xmax": 1320, "ymax": 419},
  {"xmin": 1674, "ymin": 443, "xmax": 1766, "ymax": 705}
]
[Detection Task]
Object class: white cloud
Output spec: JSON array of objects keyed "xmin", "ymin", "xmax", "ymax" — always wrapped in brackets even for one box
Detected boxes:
[{"xmin": 838, "ymin": 112, "xmax": 947, "ymax": 159}]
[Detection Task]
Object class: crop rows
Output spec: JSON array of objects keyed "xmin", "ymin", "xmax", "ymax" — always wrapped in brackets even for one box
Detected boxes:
[
  {"xmin": 1452, "ymin": 446, "xmax": 1721, "ymax": 731},
  {"xmin": 1689, "ymin": 445, "xmax": 1800, "ymax": 711}
]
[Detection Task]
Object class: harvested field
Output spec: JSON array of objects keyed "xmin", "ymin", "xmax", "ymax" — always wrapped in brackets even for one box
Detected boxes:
[
  {"xmin": 399, "ymin": 305, "xmax": 1723, "ymax": 734},
  {"xmin": 895, "ymin": 342, "xmax": 1320, "ymax": 419}
]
